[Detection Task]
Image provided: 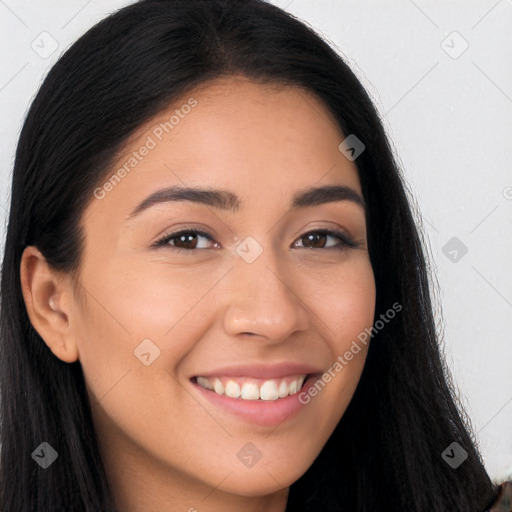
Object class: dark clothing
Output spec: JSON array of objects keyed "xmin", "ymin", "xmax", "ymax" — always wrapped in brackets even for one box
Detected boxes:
[{"xmin": 486, "ymin": 481, "xmax": 512, "ymax": 512}]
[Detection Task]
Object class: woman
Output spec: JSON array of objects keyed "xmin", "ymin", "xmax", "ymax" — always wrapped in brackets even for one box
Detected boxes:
[{"xmin": 0, "ymin": 0, "xmax": 509, "ymax": 510}]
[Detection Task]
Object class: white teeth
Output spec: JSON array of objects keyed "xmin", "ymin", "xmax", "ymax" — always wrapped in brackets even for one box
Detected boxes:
[
  {"xmin": 278, "ymin": 380, "xmax": 289, "ymax": 398},
  {"xmin": 259, "ymin": 380, "xmax": 278, "ymax": 401},
  {"xmin": 195, "ymin": 374, "xmax": 308, "ymax": 401},
  {"xmin": 224, "ymin": 380, "xmax": 241, "ymax": 398},
  {"xmin": 197, "ymin": 376, "xmax": 213, "ymax": 390},
  {"xmin": 241, "ymin": 382, "xmax": 260, "ymax": 400},
  {"xmin": 213, "ymin": 378, "xmax": 224, "ymax": 395}
]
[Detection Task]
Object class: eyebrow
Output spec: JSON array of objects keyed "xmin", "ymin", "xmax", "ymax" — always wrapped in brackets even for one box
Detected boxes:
[{"xmin": 127, "ymin": 184, "xmax": 365, "ymax": 221}]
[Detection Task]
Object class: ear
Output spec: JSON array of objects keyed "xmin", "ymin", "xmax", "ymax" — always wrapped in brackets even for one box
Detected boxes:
[{"xmin": 19, "ymin": 245, "xmax": 79, "ymax": 363}]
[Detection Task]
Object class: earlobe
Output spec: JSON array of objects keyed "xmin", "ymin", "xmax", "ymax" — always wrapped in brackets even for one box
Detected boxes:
[{"xmin": 19, "ymin": 246, "xmax": 79, "ymax": 363}]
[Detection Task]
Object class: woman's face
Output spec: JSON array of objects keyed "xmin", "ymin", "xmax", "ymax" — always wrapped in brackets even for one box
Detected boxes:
[{"xmin": 67, "ymin": 76, "xmax": 376, "ymax": 509}]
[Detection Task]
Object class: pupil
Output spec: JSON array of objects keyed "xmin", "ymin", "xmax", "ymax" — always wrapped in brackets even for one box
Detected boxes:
[
  {"xmin": 305, "ymin": 233, "xmax": 325, "ymax": 248},
  {"xmin": 179, "ymin": 234, "xmax": 196, "ymax": 249}
]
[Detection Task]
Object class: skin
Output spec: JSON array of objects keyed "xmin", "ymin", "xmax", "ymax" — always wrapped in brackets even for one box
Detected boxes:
[{"xmin": 20, "ymin": 75, "xmax": 376, "ymax": 512}]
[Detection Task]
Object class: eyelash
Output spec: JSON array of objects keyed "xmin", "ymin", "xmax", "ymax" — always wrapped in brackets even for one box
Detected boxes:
[{"xmin": 152, "ymin": 228, "xmax": 359, "ymax": 252}]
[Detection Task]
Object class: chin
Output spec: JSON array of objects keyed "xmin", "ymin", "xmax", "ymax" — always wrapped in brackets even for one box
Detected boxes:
[{"xmin": 215, "ymin": 459, "xmax": 310, "ymax": 498}]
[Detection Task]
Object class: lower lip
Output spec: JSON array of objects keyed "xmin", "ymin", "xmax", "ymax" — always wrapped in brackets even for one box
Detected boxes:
[{"xmin": 191, "ymin": 375, "xmax": 319, "ymax": 427}]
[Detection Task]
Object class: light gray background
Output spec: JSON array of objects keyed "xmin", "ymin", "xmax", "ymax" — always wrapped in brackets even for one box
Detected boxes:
[{"xmin": 0, "ymin": 0, "xmax": 510, "ymax": 483}]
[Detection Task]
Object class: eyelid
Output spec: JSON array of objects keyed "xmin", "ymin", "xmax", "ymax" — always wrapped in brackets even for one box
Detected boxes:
[
  {"xmin": 294, "ymin": 228, "xmax": 358, "ymax": 249},
  {"xmin": 152, "ymin": 226, "xmax": 360, "ymax": 252},
  {"xmin": 151, "ymin": 227, "xmax": 216, "ymax": 250}
]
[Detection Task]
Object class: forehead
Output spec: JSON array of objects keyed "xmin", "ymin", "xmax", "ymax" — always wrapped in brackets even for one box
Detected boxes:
[{"xmin": 85, "ymin": 75, "xmax": 362, "ymax": 222}]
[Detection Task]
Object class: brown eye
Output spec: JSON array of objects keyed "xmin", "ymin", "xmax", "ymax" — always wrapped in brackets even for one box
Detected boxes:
[
  {"xmin": 173, "ymin": 233, "xmax": 200, "ymax": 249},
  {"xmin": 293, "ymin": 230, "xmax": 357, "ymax": 250},
  {"xmin": 153, "ymin": 229, "xmax": 217, "ymax": 251},
  {"xmin": 301, "ymin": 232, "xmax": 328, "ymax": 249}
]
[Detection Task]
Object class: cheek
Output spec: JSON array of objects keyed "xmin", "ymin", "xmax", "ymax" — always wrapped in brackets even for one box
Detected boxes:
[
  {"xmin": 312, "ymin": 257, "xmax": 376, "ymax": 341},
  {"xmin": 303, "ymin": 258, "xmax": 375, "ymax": 417},
  {"xmin": 73, "ymin": 261, "xmax": 230, "ymax": 398},
  {"xmin": 75, "ymin": 250, "xmax": 374, "ymax": 365}
]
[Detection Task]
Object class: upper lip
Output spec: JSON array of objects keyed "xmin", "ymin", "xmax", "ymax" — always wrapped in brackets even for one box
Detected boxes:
[{"xmin": 192, "ymin": 362, "xmax": 324, "ymax": 380}]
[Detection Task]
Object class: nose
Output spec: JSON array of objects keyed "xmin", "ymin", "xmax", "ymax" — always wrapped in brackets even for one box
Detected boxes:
[{"xmin": 221, "ymin": 246, "xmax": 310, "ymax": 343}]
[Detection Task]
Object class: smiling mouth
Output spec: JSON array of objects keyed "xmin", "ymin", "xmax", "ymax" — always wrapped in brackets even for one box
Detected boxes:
[{"xmin": 191, "ymin": 374, "xmax": 312, "ymax": 401}]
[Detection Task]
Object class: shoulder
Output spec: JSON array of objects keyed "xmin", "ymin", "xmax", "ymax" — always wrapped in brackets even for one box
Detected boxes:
[{"xmin": 484, "ymin": 481, "xmax": 512, "ymax": 512}]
